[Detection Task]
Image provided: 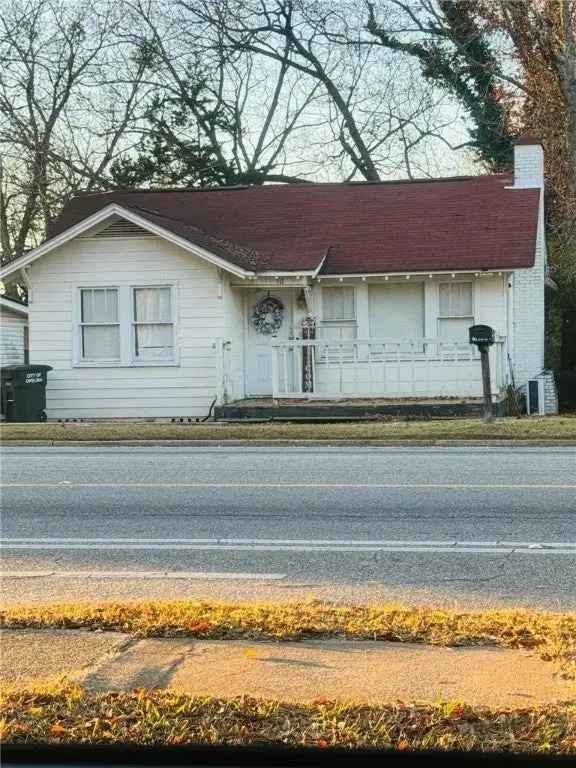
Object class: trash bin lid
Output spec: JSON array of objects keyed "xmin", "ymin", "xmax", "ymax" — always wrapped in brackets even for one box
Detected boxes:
[
  {"xmin": 1, "ymin": 364, "xmax": 53, "ymax": 381},
  {"xmin": 1, "ymin": 364, "xmax": 53, "ymax": 372}
]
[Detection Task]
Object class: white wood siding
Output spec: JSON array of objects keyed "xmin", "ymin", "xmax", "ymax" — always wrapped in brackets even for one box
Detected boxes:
[
  {"xmin": 0, "ymin": 308, "xmax": 27, "ymax": 367},
  {"xmin": 222, "ymin": 280, "xmax": 246, "ymax": 401},
  {"xmin": 28, "ymin": 236, "xmax": 225, "ymax": 418}
]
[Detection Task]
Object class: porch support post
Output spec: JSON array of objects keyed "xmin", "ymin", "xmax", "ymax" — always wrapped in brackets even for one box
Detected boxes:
[
  {"xmin": 355, "ymin": 283, "xmax": 370, "ymax": 338},
  {"xmin": 271, "ymin": 343, "xmax": 280, "ymax": 399}
]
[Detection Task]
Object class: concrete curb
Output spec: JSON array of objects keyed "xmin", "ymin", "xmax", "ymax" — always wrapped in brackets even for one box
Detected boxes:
[{"xmin": 2, "ymin": 439, "xmax": 576, "ymax": 448}]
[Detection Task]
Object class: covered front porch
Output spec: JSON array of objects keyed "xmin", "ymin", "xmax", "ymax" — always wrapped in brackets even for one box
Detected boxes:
[
  {"xmin": 215, "ymin": 335, "xmax": 507, "ymax": 420},
  {"xmin": 216, "ymin": 270, "xmax": 510, "ymax": 411}
]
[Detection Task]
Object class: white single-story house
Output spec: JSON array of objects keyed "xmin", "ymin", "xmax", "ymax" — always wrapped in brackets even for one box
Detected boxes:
[
  {"xmin": 0, "ymin": 295, "xmax": 29, "ymax": 367},
  {"xmin": 0, "ymin": 137, "xmax": 553, "ymax": 419}
]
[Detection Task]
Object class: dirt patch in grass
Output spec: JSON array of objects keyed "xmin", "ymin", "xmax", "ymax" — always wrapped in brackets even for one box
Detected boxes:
[
  {"xmin": 2, "ymin": 601, "xmax": 575, "ymax": 679},
  {"xmin": 1, "ymin": 416, "xmax": 576, "ymax": 442},
  {"xmin": 1, "ymin": 683, "xmax": 575, "ymax": 752}
]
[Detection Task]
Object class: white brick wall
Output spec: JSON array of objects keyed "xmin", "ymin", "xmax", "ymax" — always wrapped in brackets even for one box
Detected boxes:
[
  {"xmin": 513, "ymin": 144, "xmax": 544, "ymax": 189},
  {"xmin": 510, "ymin": 142, "xmax": 546, "ymax": 389},
  {"xmin": 538, "ymin": 370, "xmax": 559, "ymax": 415}
]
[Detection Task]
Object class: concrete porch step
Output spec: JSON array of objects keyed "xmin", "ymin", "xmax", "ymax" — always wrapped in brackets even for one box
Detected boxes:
[{"xmin": 215, "ymin": 398, "xmax": 507, "ymax": 421}]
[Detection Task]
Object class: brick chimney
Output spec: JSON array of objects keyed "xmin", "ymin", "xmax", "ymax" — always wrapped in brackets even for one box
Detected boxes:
[{"xmin": 513, "ymin": 135, "xmax": 544, "ymax": 189}]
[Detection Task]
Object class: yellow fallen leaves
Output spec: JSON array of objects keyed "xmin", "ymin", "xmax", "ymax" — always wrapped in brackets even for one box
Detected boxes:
[
  {"xmin": 1, "ymin": 599, "xmax": 574, "ymax": 678},
  {"xmin": 1, "ymin": 685, "xmax": 576, "ymax": 754}
]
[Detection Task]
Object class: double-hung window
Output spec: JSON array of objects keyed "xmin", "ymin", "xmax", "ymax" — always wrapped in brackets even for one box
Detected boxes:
[
  {"xmin": 132, "ymin": 287, "xmax": 174, "ymax": 361},
  {"xmin": 438, "ymin": 282, "xmax": 474, "ymax": 341},
  {"xmin": 320, "ymin": 287, "xmax": 357, "ymax": 340},
  {"xmin": 80, "ymin": 288, "xmax": 120, "ymax": 361},
  {"xmin": 77, "ymin": 286, "xmax": 176, "ymax": 365}
]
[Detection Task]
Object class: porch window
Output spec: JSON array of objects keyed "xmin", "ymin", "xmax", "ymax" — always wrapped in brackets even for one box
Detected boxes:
[
  {"xmin": 132, "ymin": 287, "xmax": 174, "ymax": 361},
  {"xmin": 320, "ymin": 287, "xmax": 356, "ymax": 339},
  {"xmin": 438, "ymin": 282, "xmax": 473, "ymax": 340},
  {"xmin": 80, "ymin": 288, "xmax": 120, "ymax": 361},
  {"xmin": 369, "ymin": 283, "xmax": 424, "ymax": 340}
]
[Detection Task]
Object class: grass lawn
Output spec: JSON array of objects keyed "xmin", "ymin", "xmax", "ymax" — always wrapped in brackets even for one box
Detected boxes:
[
  {"xmin": 1, "ymin": 683, "xmax": 575, "ymax": 752},
  {"xmin": 2, "ymin": 600, "xmax": 575, "ymax": 679},
  {"xmin": 1, "ymin": 416, "xmax": 576, "ymax": 442}
]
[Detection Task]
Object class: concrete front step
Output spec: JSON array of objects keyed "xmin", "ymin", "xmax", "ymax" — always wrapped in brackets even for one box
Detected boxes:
[{"xmin": 215, "ymin": 399, "xmax": 507, "ymax": 421}]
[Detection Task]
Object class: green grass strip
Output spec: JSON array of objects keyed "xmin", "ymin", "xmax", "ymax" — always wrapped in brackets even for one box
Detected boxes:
[{"xmin": 1, "ymin": 416, "xmax": 576, "ymax": 442}]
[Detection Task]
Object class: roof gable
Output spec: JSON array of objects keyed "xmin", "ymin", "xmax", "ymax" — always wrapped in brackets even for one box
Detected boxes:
[{"xmin": 0, "ymin": 204, "xmax": 256, "ymax": 281}]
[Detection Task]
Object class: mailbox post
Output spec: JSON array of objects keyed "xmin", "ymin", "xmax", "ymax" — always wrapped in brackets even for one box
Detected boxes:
[{"xmin": 469, "ymin": 325, "xmax": 495, "ymax": 422}]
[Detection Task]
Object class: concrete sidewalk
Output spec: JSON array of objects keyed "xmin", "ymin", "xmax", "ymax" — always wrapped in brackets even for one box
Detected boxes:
[{"xmin": 2, "ymin": 629, "xmax": 574, "ymax": 707}]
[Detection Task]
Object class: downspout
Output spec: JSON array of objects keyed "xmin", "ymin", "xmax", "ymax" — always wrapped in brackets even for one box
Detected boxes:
[{"xmin": 507, "ymin": 272, "xmax": 515, "ymax": 386}]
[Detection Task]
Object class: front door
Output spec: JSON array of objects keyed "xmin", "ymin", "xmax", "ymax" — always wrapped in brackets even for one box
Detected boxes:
[{"xmin": 245, "ymin": 289, "xmax": 293, "ymax": 396}]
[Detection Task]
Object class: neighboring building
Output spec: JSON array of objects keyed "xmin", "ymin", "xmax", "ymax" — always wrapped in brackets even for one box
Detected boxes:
[
  {"xmin": 0, "ymin": 137, "xmax": 550, "ymax": 420},
  {"xmin": 0, "ymin": 296, "xmax": 28, "ymax": 367}
]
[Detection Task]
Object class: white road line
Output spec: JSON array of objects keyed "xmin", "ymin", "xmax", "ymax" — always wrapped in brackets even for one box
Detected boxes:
[
  {"xmin": 3, "ymin": 537, "xmax": 576, "ymax": 547},
  {"xmin": 1, "ymin": 570, "xmax": 287, "ymax": 580},
  {"xmin": 2, "ymin": 481, "xmax": 576, "ymax": 490},
  {"xmin": 2, "ymin": 538, "xmax": 575, "ymax": 555}
]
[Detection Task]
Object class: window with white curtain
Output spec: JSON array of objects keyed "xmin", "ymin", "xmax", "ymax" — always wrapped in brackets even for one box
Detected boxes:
[
  {"xmin": 76, "ymin": 286, "xmax": 176, "ymax": 365},
  {"xmin": 133, "ymin": 287, "xmax": 174, "ymax": 360},
  {"xmin": 80, "ymin": 288, "xmax": 120, "ymax": 360},
  {"xmin": 320, "ymin": 287, "xmax": 356, "ymax": 340},
  {"xmin": 438, "ymin": 282, "xmax": 473, "ymax": 340}
]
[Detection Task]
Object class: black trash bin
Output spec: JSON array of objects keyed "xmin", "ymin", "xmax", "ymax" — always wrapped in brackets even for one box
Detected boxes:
[{"xmin": 0, "ymin": 365, "xmax": 53, "ymax": 422}]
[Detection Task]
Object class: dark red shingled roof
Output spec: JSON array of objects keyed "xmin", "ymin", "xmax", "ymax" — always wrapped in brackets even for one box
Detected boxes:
[{"xmin": 48, "ymin": 175, "xmax": 540, "ymax": 274}]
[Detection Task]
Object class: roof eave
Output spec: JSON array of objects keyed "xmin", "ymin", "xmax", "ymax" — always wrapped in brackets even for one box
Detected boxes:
[{"xmin": 316, "ymin": 267, "xmax": 518, "ymax": 279}]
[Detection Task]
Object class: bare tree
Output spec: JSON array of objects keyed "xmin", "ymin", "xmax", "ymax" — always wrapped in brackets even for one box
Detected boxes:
[
  {"xmin": 167, "ymin": 0, "xmax": 452, "ymax": 182},
  {"xmin": 118, "ymin": 0, "xmax": 327, "ymax": 185},
  {"xmin": 491, "ymin": 0, "xmax": 576, "ymax": 208},
  {"xmin": 364, "ymin": 0, "xmax": 576, "ymax": 216},
  {"xmin": 0, "ymin": 0, "xmax": 149, "ymax": 262}
]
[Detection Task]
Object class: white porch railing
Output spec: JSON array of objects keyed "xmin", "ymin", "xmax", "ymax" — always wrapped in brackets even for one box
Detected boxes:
[{"xmin": 271, "ymin": 337, "xmax": 506, "ymax": 399}]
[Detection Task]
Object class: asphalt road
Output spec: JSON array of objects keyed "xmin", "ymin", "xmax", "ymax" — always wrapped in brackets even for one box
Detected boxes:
[{"xmin": 1, "ymin": 445, "xmax": 575, "ymax": 609}]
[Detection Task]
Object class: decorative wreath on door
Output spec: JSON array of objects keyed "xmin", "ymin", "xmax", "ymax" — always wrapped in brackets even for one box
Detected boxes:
[{"xmin": 251, "ymin": 295, "xmax": 284, "ymax": 335}]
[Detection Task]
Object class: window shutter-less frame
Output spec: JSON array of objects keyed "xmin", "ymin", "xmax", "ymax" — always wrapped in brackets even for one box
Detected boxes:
[
  {"xmin": 320, "ymin": 287, "xmax": 357, "ymax": 341},
  {"xmin": 79, "ymin": 288, "xmax": 121, "ymax": 361},
  {"xmin": 132, "ymin": 287, "xmax": 174, "ymax": 361},
  {"xmin": 438, "ymin": 282, "xmax": 474, "ymax": 341},
  {"xmin": 75, "ymin": 285, "xmax": 176, "ymax": 366}
]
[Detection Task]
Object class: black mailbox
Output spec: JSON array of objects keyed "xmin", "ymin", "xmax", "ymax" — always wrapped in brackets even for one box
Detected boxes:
[{"xmin": 469, "ymin": 324, "xmax": 495, "ymax": 347}]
